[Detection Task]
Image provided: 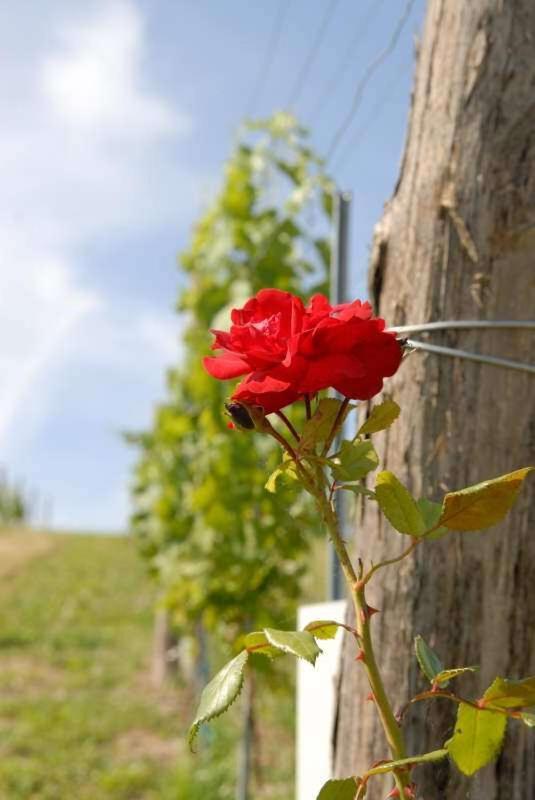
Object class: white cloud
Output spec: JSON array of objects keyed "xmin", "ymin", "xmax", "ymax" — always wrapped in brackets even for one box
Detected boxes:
[
  {"xmin": 0, "ymin": 0, "xmax": 202, "ymax": 524},
  {"xmin": 41, "ymin": 0, "xmax": 192, "ymax": 140}
]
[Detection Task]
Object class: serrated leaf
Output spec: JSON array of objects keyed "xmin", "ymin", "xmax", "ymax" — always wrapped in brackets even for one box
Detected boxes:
[
  {"xmin": 304, "ymin": 620, "xmax": 340, "ymax": 640},
  {"xmin": 482, "ymin": 676, "xmax": 535, "ymax": 709},
  {"xmin": 416, "ymin": 498, "xmax": 449, "ymax": 540},
  {"xmin": 375, "ymin": 471, "xmax": 426, "ymax": 536},
  {"xmin": 339, "ymin": 484, "xmax": 376, "ymax": 498},
  {"xmin": 316, "ymin": 777, "xmax": 360, "ymax": 800},
  {"xmin": 446, "ymin": 702, "xmax": 507, "ymax": 776},
  {"xmin": 331, "ymin": 440, "xmax": 378, "ymax": 482},
  {"xmin": 300, "ymin": 398, "xmax": 351, "ymax": 451},
  {"xmin": 188, "ymin": 650, "xmax": 248, "ymax": 748},
  {"xmin": 365, "ymin": 748, "xmax": 448, "ymax": 776},
  {"xmin": 438, "ymin": 467, "xmax": 533, "ymax": 532},
  {"xmin": 358, "ymin": 399, "xmax": 400, "ymax": 435},
  {"xmin": 415, "ymin": 635, "xmax": 444, "ymax": 682},
  {"xmin": 434, "ymin": 667, "xmax": 478, "ymax": 687},
  {"xmin": 243, "ymin": 631, "xmax": 282, "ymax": 658},
  {"xmin": 264, "ymin": 628, "xmax": 322, "ymax": 665},
  {"xmin": 265, "ymin": 459, "xmax": 297, "ymax": 493},
  {"xmin": 520, "ymin": 712, "xmax": 535, "ymax": 727}
]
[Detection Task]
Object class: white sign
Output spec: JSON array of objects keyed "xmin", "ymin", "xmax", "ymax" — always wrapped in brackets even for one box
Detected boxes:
[{"xmin": 296, "ymin": 600, "xmax": 347, "ymax": 800}]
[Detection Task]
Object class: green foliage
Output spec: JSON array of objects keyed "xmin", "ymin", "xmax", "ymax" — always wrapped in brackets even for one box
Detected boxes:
[
  {"xmin": 438, "ymin": 468, "xmax": 533, "ymax": 531},
  {"xmin": 129, "ymin": 113, "xmax": 333, "ymax": 642},
  {"xmin": 375, "ymin": 471, "xmax": 425, "ymax": 536},
  {"xmin": 316, "ymin": 778, "xmax": 360, "ymax": 800},
  {"xmin": 415, "ymin": 498, "xmax": 448, "ymax": 540},
  {"xmin": 357, "ymin": 398, "xmax": 400, "ymax": 436},
  {"xmin": 330, "ymin": 440, "xmax": 378, "ymax": 482},
  {"xmin": 364, "ymin": 749, "xmax": 448, "ymax": 776},
  {"xmin": 300, "ymin": 398, "xmax": 349, "ymax": 451},
  {"xmin": 304, "ymin": 620, "xmax": 341, "ymax": 640},
  {"xmin": 264, "ymin": 628, "xmax": 322, "ymax": 665},
  {"xmin": 433, "ymin": 667, "xmax": 478, "ymax": 686},
  {"xmin": 0, "ymin": 469, "xmax": 28, "ymax": 526},
  {"xmin": 414, "ymin": 635, "xmax": 444, "ymax": 683},
  {"xmin": 482, "ymin": 676, "xmax": 535, "ymax": 709},
  {"xmin": 188, "ymin": 650, "xmax": 249, "ymax": 749},
  {"xmin": 446, "ymin": 703, "xmax": 507, "ymax": 776}
]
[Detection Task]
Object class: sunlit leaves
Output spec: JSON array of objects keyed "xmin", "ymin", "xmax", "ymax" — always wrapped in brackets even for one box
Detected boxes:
[
  {"xmin": 331, "ymin": 440, "xmax": 378, "ymax": 482},
  {"xmin": 316, "ymin": 778, "xmax": 360, "ymax": 800},
  {"xmin": 375, "ymin": 471, "xmax": 425, "ymax": 536},
  {"xmin": 265, "ymin": 457, "xmax": 298, "ymax": 493},
  {"xmin": 482, "ymin": 676, "xmax": 535, "ymax": 709},
  {"xmin": 414, "ymin": 635, "xmax": 444, "ymax": 683},
  {"xmin": 304, "ymin": 620, "xmax": 341, "ymax": 640},
  {"xmin": 357, "ymin": 399, "xmax": 400, "ymax": 436},
  {"xmin": 243, "ymin": 631, "xmax": 281, "ymax": 659},
  {"xmin": 264, "ymin": 628, "xmax": 322, "ymax": 666},
  {"xmin": 416, "ymin": 498, "xmax": 448, "ymax": 540},
  {"xmin": 364, "ymin": 749, "xmax": 448, "ymax": 776},
  {"xmin": 438, "ymin": 468, "xmax": 533, "ymax": 531},
  {"xmin": 300, "ymin": 398, "xmax": 350, "ymax": 451},
  {"xmin": 433, "ymin": 667, "xmax": 478, "ymax": 686},
  {"xmin": 188, "ymin": 650, "xmax": 249, "ymax": 748},
  {"xmin": 520, "ymin": 712, "xmax": 535, "ymax": 727},
  {"xmin": 446, "ymin": 703, "xmax": 507, "ymax": 775}
]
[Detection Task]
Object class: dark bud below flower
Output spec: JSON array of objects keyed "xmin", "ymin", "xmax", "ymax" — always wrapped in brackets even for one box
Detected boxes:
[{"xmin": 225, "ymin": 402, "xmax": 255, "ymax": 430}]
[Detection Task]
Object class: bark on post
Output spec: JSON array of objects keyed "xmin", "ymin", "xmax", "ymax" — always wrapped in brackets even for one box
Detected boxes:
[{"xmin": 333, "ymin": 1, "xmax": 535, "ymax": 797}]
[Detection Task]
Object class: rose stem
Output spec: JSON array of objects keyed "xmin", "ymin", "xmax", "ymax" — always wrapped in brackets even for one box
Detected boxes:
[
  {"xmin": 314, "ymin": 487, "xmax": 411, "ymax": 796},
  {"xmin": 321, "ymin": 396, "xmax": 350, "ymax": 457},
  {"xmin": 274, "ymin": 410, "xmax": 300, "ymax": 443},
  {"xmin": 304, "ymin": 394, "xmax": 312, "ymax": 421}
]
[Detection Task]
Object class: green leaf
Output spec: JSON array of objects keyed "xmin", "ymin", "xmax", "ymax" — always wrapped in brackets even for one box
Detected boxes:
[
  {"xmin": 331, "ymin": 440, "xmax": 379, "ymax": 482},
  {"xmin": 375, "ymin": 471, "xmax": 426, "ymax": 536},
  {"xmin": 264, "ymin": 628, "xmax": 322, "ymax": 665},
  {"xmin": 265, "ymin": 458, "xmax": 297, "ymax": 493},
  {"xmin": 188, "ymin": 650, "xmax": 248, "ymax": 748},
  {"xmin": 357, "ymin": 399, "xmax": 400, "ymax": 436},
  {"xmin": 434, "ymin": 667, "xmax": 479, "ymax": 687},
  {"xmin": 416, "ymin": 498, "xmax": 449, "ymax": 540},
  {"xmin": 304, "ymin": 620, "xmax": 340, "ymax": 640},
  {"xmin": 365, "ymin": 749, "xmax": 448, "ymax": 776},
  {"xmin": 446, "ymin": 702, "xmax": 507, "ymax": 776},
  {"xmin": 438, "ymin": 467, "xmax": 533, "ymax": 532},
  {"xmin": 520, "ymin": 712, "xmax": 535, "ymax": 727},
  {"xmin": 339, "ymin": 484, "xmax": 376, "ymax": 499},
  {"xmin": 300, "ymin": 398, "xmax": 350, "ymax": 451},
  {"xmin": 482, "ymin": 676, "xmax": 535, "ymax": 709},
  {"xmin": 414, "ymin": 635, "xmax": 444, "ymax": 683},
  {"xmin": 316, "ymin": 777, "xmax": 360, "ymax": 800},
  {"xmin": 243, "ymin": 631, "xmax": 281, "ymax": 659}
]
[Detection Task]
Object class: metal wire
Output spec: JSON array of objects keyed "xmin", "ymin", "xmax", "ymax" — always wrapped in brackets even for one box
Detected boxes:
[
  {"xmin": 245, "ymin": 0, "xmax": 291, "ymax": 117},
  {"xmin": 405, "ymin": 339, "xmax": 535, "ymax": 375},
  {"xmin": 325, "ymin": 0, "xmax": 417, "ymax": 163},
  {"xmin": 389, "ymin": 320, "xmax": 535, "ymax": 334},
  {"xmin": 286, "ymin": 0, "xmax": 340, "ymax": 109}
]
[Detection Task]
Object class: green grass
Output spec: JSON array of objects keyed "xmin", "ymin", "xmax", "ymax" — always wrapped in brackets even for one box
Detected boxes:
[{"xmin": 0, "ymin": 533, "xmax": 301, "ymax": 800}]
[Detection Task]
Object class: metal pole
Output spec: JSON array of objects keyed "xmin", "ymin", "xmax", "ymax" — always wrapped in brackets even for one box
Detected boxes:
[{"xmin": 328, "ymin": 191, "xmax": 352, "ymax": 601}]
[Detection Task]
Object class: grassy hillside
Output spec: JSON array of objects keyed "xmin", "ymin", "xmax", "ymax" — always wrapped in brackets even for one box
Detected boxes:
[{"xmin": 0, "ymin": 532, "xmax": 296, "ymax": 800}]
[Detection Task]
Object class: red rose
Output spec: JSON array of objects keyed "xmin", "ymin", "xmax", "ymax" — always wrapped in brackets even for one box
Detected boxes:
[{"xmin": 203, "ymin": 289, "xmax": 402, "ymax": 412}]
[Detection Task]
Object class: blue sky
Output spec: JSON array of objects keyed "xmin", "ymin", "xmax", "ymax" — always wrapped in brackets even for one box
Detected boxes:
[{"xmin": 0, "ymin": 0, "xmax": 426, "ymax": 531}]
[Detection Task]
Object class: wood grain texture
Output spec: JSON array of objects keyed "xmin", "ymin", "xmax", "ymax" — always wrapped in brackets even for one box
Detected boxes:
[{"xmin": 333, "ymin": 1, "xmax": 535, "ymax": 796}]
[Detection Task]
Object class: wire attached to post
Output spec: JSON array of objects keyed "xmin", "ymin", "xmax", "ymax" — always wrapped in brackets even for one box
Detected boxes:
[{"xmin": 388, "ymin": 320, "xmax": 535, "ymax": 375}]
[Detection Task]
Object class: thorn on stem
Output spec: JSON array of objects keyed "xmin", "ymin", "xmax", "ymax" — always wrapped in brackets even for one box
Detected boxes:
[
  {"xmin": 367, "ymin": 604, "xmax": 380, "ymax": 617},
  {"xmin": 355, "ymin": 649, "xmax": 366, "ymax": 662},
  {"xmin": 366, "ymin": 692, "xmax": 376, "ymax": 703}
]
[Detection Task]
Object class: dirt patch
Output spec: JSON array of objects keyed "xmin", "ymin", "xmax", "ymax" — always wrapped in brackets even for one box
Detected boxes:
[
  {"xmin": 0, "ymin": 531, "xmax": 57, "ymax": 579},
  {"xmin": 114, "ymin": 728, "xmax": 180, "ymax": 764},
  {"xmin": 0, "ymin": 654, "xmax": 66, "ymax": 699}
]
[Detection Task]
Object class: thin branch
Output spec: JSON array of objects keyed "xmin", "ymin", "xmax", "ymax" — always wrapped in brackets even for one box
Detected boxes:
[
  {"xmin": 321, "ymin": 396, "xmax": 350, "ymax": 457},
  {"xmin": 274, "ymin": 410, "xmax": 300, "ymax": 442}
]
